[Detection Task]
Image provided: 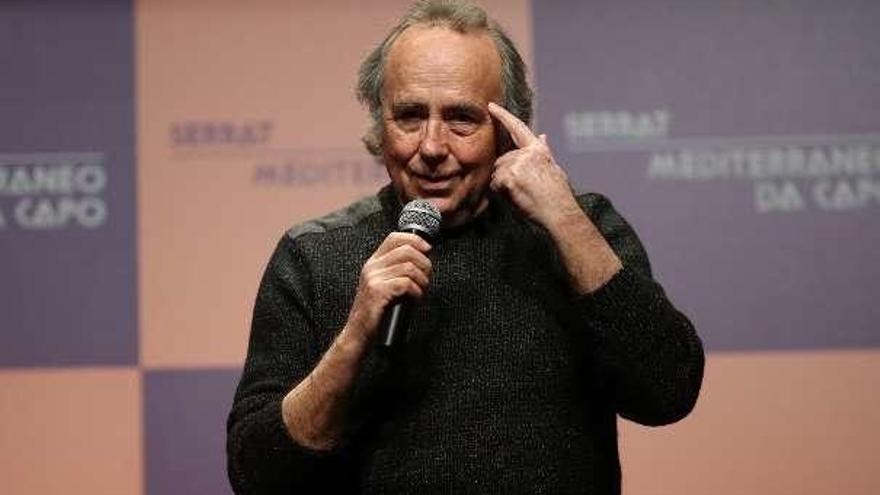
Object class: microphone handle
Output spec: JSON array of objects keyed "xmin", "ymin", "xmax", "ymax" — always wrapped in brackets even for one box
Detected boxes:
[{"xmin": 378, "ymin": 300, "xmax": 407, "ymax": 348}]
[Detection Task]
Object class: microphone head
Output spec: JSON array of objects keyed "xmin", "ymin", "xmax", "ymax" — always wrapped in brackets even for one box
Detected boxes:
[{"xmin": 398, "ymin": 199, "xmax": 441, "ymax": 238}]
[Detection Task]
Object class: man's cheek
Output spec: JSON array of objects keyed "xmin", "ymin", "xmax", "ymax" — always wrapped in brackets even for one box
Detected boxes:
[{"xmin": 391, "ymin": 139, "xmax": 420, "ymax": 158}]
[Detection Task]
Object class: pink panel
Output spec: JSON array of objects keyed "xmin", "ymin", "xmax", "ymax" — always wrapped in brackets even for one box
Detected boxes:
[
  {"xmin": 619, "ymin": 350, "xmax": 880, "ymax": 494},
  {"xmin": 136, "ymin": 0, "xmax": 532, "ymax": 368},
  {"xmin": 0, "ymin": 368, "xmax": 142, "ymax": 495}
]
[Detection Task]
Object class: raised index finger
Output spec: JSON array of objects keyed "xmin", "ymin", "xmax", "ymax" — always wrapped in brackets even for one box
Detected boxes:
[{"xmin": 488, "ymin": 102, "xmax": 537, "ymax": 149}]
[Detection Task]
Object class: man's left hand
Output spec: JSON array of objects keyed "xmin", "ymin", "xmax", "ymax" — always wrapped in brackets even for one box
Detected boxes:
[
  {"xmin": 487, "ymin": 102, "xmax": 581, "ymax": 229},
  {"xmin": 487, "ymin": 102, "xmax": 622, "ymax": 293}
]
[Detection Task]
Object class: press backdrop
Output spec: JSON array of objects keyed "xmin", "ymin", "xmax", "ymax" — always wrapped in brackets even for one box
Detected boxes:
[{"xmin": 1, "ymin": 1, "xmax": 878, "ymax": 493}]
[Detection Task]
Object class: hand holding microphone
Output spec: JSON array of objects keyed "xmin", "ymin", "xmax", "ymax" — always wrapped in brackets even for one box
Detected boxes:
[
  {"xmin": 379, "ymin": 200, "xmax": 441, "ymax": 348},
  {"xmin": 346, "ymin": 199, "xmax": 441, "ymax": 349}
]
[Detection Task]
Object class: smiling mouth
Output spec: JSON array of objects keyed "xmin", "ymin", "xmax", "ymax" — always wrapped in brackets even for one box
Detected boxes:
[{"xmin": 412, "ymin": 172, "xmax": 459, "ymax": 190}]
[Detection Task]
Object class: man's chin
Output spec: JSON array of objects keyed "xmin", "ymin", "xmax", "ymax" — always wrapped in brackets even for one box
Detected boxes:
[{"xmin": 436, "ymin": 196, "xmax": 491, "ymax": 227}]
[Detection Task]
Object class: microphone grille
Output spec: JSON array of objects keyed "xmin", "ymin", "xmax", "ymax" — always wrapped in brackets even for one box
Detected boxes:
[{"xmin": 398, "ymin": 199, "xmax": 441, "ymax": 238}]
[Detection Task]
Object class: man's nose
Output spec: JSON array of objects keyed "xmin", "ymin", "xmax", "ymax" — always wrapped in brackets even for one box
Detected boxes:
[{"xmin": 419, "ymin": 118, "xmax": 449, "ymax": 167}]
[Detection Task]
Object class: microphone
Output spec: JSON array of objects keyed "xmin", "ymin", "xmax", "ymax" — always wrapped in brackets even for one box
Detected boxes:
[{"xmin": 378, "ymin": 199, "xmax": 441, "ymax": 348}]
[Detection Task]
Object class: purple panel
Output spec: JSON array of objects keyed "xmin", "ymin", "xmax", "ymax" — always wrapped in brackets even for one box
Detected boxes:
[
  {"xmin": 145, "ymin": 369, "xmax": 238, "ymax": 495},
  {"xmin": 533, "ymin": 1, "xmax": 880, "ymax": 350},
  {"xmin": 0, "ymin": 1, "xmax": 136, "ymax": 365}
]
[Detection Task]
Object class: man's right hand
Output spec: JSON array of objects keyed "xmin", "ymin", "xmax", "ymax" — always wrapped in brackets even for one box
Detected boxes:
[
  {"xmin": 282, "ymin": 231, "xmax": 432, "ymax": 450},
  {"xmin": 345, "ymin": 232, "xmax": 433, "ymax": 343}
]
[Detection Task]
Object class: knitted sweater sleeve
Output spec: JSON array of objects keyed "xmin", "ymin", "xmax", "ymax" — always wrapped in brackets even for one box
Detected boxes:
[
  {"xmin": 226, "ymin": 235, "xmax": 341, "ymax": 493},
  {"xmin": 577, "ymin": 193, "xmax": 705, "ymax": 426}
]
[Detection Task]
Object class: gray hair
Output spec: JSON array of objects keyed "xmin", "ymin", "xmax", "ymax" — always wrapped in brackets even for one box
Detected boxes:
[{"xmin": 356, "ymin": 0, "xmax": 533, "ymax": 156}]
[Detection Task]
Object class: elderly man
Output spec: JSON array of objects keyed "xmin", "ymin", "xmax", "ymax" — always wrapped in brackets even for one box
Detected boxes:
[{"xmin": 227, "ymin": 1, "xmax": 704, "ymax": 493}]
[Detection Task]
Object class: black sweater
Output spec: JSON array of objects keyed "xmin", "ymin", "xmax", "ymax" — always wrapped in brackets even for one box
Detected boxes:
[{"xmin": 227, "ymin": 186, "xmax": 704, "ymax": 494}]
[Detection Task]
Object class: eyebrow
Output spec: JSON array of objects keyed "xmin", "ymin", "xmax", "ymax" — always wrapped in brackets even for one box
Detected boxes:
[
  {"xmin": 390, "ymin": 101, "xmax": 427, "ymax": 113},
  {"xmin": 443, "ymin": 103, "xmax": 485, "ymax": 120},
  {"xmin": 389, "ymin": 101, "xmax": 487, "ymax": 121}
]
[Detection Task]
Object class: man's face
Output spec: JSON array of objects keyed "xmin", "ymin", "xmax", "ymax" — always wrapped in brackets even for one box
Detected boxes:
[{"xmin": 381, "ymin": 25, "xmax": 503, "ymax": 227}]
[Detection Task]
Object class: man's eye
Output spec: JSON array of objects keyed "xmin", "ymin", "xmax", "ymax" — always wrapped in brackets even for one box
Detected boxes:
[
  {"xmin": 394, "ymin": 112, "xmax": 424, "ymax": 130},
  {"xmin": 449, "ymin": 111, "xmax": 478, "ymax": 123},
  {"xmin": 448, "ymin": 117, "xmax": 478, "ymax": 135}
]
